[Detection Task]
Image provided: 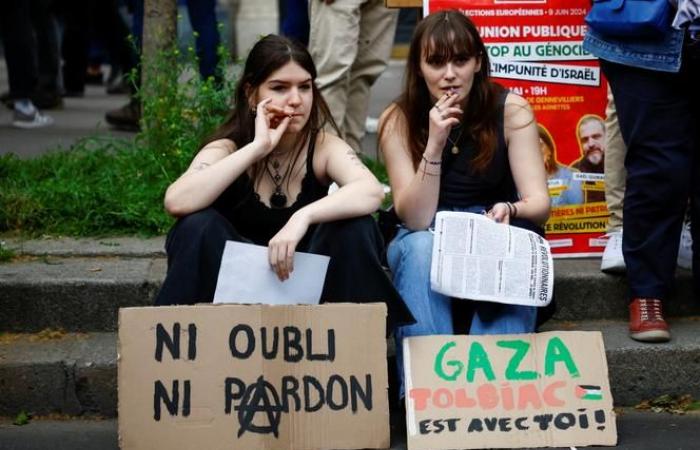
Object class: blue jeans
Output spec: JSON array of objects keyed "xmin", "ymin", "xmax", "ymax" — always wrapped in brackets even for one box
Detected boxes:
[{"xmin": 387, "ymin": 206, "xmax": 538, "ymax": 397}]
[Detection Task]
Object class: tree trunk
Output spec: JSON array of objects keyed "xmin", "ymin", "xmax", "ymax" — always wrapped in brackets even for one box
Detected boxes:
[{"xmin": 141, "ymin": 0, "xmax": 177, "ymax": 110}]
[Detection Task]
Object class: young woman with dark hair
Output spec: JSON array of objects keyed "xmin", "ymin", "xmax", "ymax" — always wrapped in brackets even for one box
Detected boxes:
[
  {"xmin": 378, "ymin": 10, "xmax": 550, "ymax": 389},
  {"xmin": 155, "ymin": 34, "xmax": 413, "ymax": 330}
]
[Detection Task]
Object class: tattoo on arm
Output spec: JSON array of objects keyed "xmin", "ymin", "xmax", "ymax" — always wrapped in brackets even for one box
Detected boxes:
[
  {"xmin": 193, "ymin": 162, "xmax": 211, "ymax": 171},
  {"xmin": 345, "ymin": 149, "xmax": 369, "ymax": 170}
]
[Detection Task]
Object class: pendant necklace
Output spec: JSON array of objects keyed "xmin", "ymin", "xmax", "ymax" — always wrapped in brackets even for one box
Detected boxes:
[
  {"xmin": 265, "ymin": 154, "xmax": 294, "ymax": 208},
  {"xmin": 447, "ymin": 126, "xmax": 464, "ymax": 155}
]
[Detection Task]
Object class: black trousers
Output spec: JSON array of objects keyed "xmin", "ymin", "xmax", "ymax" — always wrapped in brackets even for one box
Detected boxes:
[
  {"xmin": 0, "ymin": 0, "xmax": 60, "ymax": 98},
  {"xmin": 154, "ymin": 208, "xmax": 415, "ymax": 331},
  {"xmin": 61, "ymin": 0, "xmax": 136, "ymax": 93},
  {"xmin": 0, "ymin": 2, "xmax": 38, "ymax": 99},
  {"xmin": 601, "ymin": 40, "xmax": 700, "ymax": 301}
]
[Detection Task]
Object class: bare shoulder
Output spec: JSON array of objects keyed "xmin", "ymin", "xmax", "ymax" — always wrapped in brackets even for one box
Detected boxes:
[
  {"xmin": 378, "ymin": 103, "xmax": 406, "ymax": 136},
  {"xmin": 315, "ymin": 130, "xmax": 354, "ymax": 156},
  {"xmin": 187, "ymin": 138, "xmax": 235, "ymax": 171},
  {"xmin": 504, "ymin": 92, "xmax": 530, "ymax": 108},
  {"xmin": 200, "ymin": 138, "xmax": 236, "ymax": 155},
  {"xmin": 503, "ymin": 92, "xmax": 535, "ymax": 129}
]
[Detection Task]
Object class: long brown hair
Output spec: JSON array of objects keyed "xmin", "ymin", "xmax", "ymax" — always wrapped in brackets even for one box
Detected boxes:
[
  {"xmin": 206, "ymin": 34, "xmax": 338, "ymax": 185},
  {"xmin": 380, "ymin": 10, "xmax": 503, "ymax": 173}
]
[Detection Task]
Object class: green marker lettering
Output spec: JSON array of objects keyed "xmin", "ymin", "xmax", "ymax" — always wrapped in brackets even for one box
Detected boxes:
[
  {"xmin": 544, "ymin": 337, "xmax": 580, "ymax": 378},
  {"xmin": 466, "ymin": 342, "xmax": 495, "ymax": 383},
  {"xmin": 434, "ymin": 341, "xmax": 463, "ymax": 381},
  {"xmin": 497, "ymin": 339, "xmax": 539, "ymax": 380}
]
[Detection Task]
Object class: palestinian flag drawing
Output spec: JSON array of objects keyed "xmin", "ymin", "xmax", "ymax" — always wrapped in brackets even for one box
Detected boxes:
[{"xmin": 575, "ymin": 385, "xmax": 603, "ymax": 400}]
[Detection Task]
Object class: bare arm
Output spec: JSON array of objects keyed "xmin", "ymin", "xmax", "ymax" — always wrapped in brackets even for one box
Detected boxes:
[
  {"xmin": 267, "ymin": 132, "xmax": 384, "ymax": 280},
  {"xmin": 497, "ymin": 93, "xmax": 551, "ymax": 224},
  {"xmin": 298, "ymin": 133, "xmax": 385, "ymax": 223},
  {"xmin": 163, "ymin": 98, "xmax": 292, "ymax": 217},
  {"xmin": 379, "ymin": 93, "xmax": 462, "ymax": 230}
]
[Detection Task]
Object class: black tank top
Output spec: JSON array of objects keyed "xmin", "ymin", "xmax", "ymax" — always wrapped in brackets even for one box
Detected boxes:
[
  {"xmin": 212, "ymin": 135, "xmax": 329, "ymax": 246},
  {"xmin": 438, "ymin": 91, "xmax": 518, "ymax": 208}
]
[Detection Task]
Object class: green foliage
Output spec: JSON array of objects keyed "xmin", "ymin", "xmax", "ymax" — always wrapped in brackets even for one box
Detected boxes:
[
  {"xmin": 0, "ymin": 41, "xmax": 238, "ymax": 237},
  {"xmin": 0, "ymin": 241, "xmax": 15, "ymax": 262},
  {"xmin": 13, "ymin": 411, "xmax": 31, "ymax": 426},
  {"xmin": 137, "ymin": 43, "xmax": 237, "ymax": 177}
]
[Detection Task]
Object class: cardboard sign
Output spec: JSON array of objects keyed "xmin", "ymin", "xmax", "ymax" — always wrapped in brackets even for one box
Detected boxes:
[
  {"xmin": 118, "ymin": 304, "xmax": 389, "ymax": 450},
  {"xmin": 404, "ymin": 331, "xmax": 616, "ymax": 449},
  {"xmin": 425, "ymin": 0, "xmax": 610, "ymax": 257}
]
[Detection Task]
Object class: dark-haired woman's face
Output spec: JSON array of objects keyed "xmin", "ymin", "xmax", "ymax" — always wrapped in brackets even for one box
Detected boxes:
[
  {"xmin": 420, "ymin": 48, "xmax": 481, "ymax": 105},
  {"xmin": 253, "ymin": 61, "xmax": 313, "ymax": 134}
]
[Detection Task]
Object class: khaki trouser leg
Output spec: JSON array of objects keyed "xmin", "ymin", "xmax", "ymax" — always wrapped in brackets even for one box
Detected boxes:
[
  {"xmin": 605, "ymin": 85, "xmax": 627, "ymax": 232},
  {"xmin": 342, "ymin": 0, "xmax": 397, "ymax": 153},
  {"xmin": 309, "ymin": 0, "xmax": 396, "ymax": 153},
  {"xmin": 308, "ymin": 0, "xmax": 362, "ymax": 137}
]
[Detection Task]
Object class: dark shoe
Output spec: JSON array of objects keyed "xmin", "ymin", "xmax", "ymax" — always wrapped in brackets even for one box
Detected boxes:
[
  {"xmin": 629, "ymin": 298, "xmax": 671, "ymax": 342},
  {"xmin": 105, "ymin": 100, "xmax": 141, "ymax": 131}
]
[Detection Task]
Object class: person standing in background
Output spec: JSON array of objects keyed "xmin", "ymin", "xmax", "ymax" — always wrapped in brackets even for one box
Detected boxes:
[
  {"xmin": 0, "ymin": 1, "xmax": 55, "ymax": 128},
  {"xmin": 308, "ymin": 0, "xmax": 397, "ymax": 154},
  {"xmin": 584, "ymin": 0, "xmax": 700, "ymax": 342},
  {"xmin": 599, "ymin": 88, "xmax": 627, "ymax": 273}
]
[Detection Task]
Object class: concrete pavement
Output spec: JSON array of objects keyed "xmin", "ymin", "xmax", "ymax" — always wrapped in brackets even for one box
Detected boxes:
[{"xmin": 2, "ymin": 410, "xmax": 700, "ymax": 450}]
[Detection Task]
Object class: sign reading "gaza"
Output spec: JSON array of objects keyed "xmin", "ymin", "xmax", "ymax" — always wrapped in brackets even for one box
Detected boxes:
[{"xmin": 403, "ymin": 331, "xmax": 617, "ymax": 450}]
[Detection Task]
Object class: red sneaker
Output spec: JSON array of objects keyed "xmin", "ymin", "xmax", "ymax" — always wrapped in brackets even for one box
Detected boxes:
[{"xmin": 629, "ymin": 298, "xmax": 671, "ymax": 342}]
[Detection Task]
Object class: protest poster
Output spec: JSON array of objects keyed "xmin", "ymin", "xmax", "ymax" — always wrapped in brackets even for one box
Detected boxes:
[
  {"xmin": 403, "ymin": 331, "xmax": 616, "ymax": 449},
  {"xmin": 118, "ymin": 303, "xmax": 389, "ymax": 450},
  {"xmin": 424, "ymin": 0, "xmax": 610, "ymax": 257}
]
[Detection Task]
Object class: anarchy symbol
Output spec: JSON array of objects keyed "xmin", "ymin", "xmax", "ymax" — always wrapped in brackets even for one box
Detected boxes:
[{"xmin": 236, "ymin": 376, "xmax": 284, "ymax": 438}]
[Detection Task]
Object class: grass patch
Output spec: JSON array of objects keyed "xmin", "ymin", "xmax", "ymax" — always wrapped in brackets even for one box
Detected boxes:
[
  {"xmin": 0, "ymin": 138, "xmax": 176, "ymax": 236},
  {"xmin": 0, "ymin": 241, "xmax": 15, "ymax": 262}
]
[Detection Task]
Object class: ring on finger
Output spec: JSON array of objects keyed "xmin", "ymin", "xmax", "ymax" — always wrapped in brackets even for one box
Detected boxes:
[{"xmin": 435, "ymin": 104, "xmax": 442, "ymax": 112}]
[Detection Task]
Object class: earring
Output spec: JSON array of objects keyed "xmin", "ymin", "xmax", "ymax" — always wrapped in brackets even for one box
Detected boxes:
[{"xmin": 250, "ymin": 106, "xmax": 256, "ymax": 117}]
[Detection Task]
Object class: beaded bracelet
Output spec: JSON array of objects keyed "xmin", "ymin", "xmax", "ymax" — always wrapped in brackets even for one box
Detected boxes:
[{"xmin": 422, "ymin": 155, "xmax": 442, "ymax": 166}]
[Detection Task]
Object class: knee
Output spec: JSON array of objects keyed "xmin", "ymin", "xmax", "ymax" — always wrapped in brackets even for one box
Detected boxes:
[
  {"xmin": 393, "ymin": 230, "xmax": 434, "ymax": 257},
  {"xmin": 387, "ymin": 230, "xmax": 434, "ymax": 273},
  {"xmin": 318, "ymin": 215, "xmax": 378, "ymax": 244},
  {"xmin": 167, "ymin": 207, "xmax": 230, "ymax": 249}
]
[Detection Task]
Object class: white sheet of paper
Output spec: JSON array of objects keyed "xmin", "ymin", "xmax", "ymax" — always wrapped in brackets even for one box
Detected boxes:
[{"xmin": 213, "ymin": 241, "xmax": 330, "ymax": 305}]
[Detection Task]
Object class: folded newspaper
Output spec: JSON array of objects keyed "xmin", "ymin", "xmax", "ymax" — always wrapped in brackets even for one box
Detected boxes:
[{"xmin": 430, "ymin": 211, "xmax": 553, "ymax": 307}]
